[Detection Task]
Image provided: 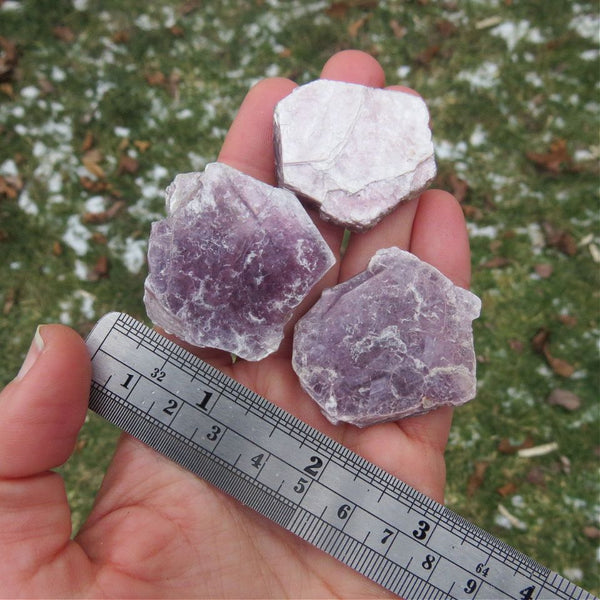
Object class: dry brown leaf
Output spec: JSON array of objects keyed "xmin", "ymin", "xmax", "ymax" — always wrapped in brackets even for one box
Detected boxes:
[
  {"xmin": 583, "ymin": 526, "xmax": 600, "ymax": 539},
  {"xmin": 82, "ymin": 200, "xmax": 125, "ymax": 224},
  {"xmin": 532, "ymin": 329, "xmax": 576, "ymax": 377},
  {"xmin": 89, "ymin": 255, "xmax": 109, "ymax": 280},
  {"xmin": 534, "ymin": 263, "xmax": 553, "ymax": 278},
  {"xmin": 112, "ymin": 30, "xmax": 131, "ymax": 44},
  {"xmin": 0, "ymin": 37, "xmax": 18, "ymax": 82},
  {"xmin": 390, "ymin": 19, "xmax": 407, "ymax": 39},
  {"xmin": 348, "ymin": 14, "xmax": 370, "ymax": 37},
  {"xmin": 449, "ymin": 173, "xmax": 468, "ymax": 204},
  {"xmin": 180, "ymin": 0, "xmax": 201, "ymax": 15},
  {"xmin": 467, "ymin": 461, "xmax": 488, "ymax": 497},
  {"xmin": 2, "ymin": 287, "xmax": 16, "ymax": 315},
  {"xmin": 38, "ymin": 76, "xmax": 54, "ymax": 95},
  {"xmin": 543, "ymin": 350, "xmax": 575, "ymax": 377},
  {"xmin": 79, "ymin": 176, "xmax": 110, "ymax": 193},
  {"xmin": 461, "ymin": 204, "xmax": 483, "ymax": 220},
  {"xmin": 436, "ymin": 19, "xmax": 457, "ymax": 37},
  {"xmin": 134, "ymin": 140, "xmax": 151, "ymax": 153},
  {"xmin": 117, "ymin": 154, "xmax": 139, "ymax": 175},
  {"xmin": 496, "ymin": 481, "xmax": 518, "ymax": 497},
  {"xmin": 166, "ymin": 70, "xmax": 181, "ymax": 98},
  {"xmin": 498, "ymin": 436, "xmax": 534, "ymax": 454},
  {"xmin": 526, "ymin": 466, "xmax": 546, "ymax": 487},
  {"xmin": 52, "ymin": 25, "xmax": 76, "ymax": 43},
  {"xmin": 480, "ymin": 256, "xmax": 510, "ymax": 269},
  {"xmin": 91, "ymin": 232, "xmax": 108, "ymax": 245},
  {"xmin": 509, "ymin": 339, "xmax": 524, "ymax": 353},
  {"xmin": 82, "ymin": 148, "xmax": 105, "ymax": 179},
  {"xmin": 415, "ymin": 44, "xmax": 441, "ymax": 65},
  {"xmin": 146, "ymin": 71, "xmax": 166, "ymax": 86},
  {"xmin": 527, "ymin": 138, "xmax": 577, "ymax": 174},
  {"xmin": 543, "ymin": 221, "xmax": 577, "ymax": 256},
  {"xmin": 547, "ymin": 389, "xmax": 581, "ymax": 411},
  {"xmin": 531, "ymin": 327, "xmax": 551, "ymax": 354},
  {"xmin": 557, "ymin": 314, "xmax": 577, "ymax": 327},
  {"xmin": 0, "ymin": 174, "xmax": 23, "ymax": 199},
  {"xmin": 81, "ymin": 131, "xmax": 94, "ymax": 152},
  {"xmin": 169, "ymin": 25, "xmax": 185, "ymax": 37},
  {"xmin": 0, "ymin": 82, "xmax": 14, "ymax": 98}
]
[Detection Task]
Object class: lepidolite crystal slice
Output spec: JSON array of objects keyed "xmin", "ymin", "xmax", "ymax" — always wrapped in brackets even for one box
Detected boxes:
[
  {"xmin": 274, "ymin": 79, "xmax": 436, "ymax": 231},
  {"xmin": 292, "ymin": 247, "xmax": 481, "ymax": 427},
  {"xmin": 144, "ymin": 162, "xmax": 335, "ymax": 361}
]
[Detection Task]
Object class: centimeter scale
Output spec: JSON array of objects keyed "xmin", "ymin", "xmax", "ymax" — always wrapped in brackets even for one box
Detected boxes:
[{"xmin": 86, "ymin": 312, "xmax": 594, "ymax": 600}]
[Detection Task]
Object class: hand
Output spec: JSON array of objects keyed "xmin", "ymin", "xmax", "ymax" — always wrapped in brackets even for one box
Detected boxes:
[{"xmin": 0, "ymin": 50, "xmax": 471, "ymax": 598}]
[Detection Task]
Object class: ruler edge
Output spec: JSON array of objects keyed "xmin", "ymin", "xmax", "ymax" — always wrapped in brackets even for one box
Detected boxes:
[{"xmin": 85, "ymin": 312, "xmax": 596, "ymax": 600}]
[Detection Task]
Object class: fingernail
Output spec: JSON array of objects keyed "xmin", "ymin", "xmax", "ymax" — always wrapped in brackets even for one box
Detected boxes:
[{"xmin": 16, "ymin": 325, "xmax": 46, "ymax": 381}]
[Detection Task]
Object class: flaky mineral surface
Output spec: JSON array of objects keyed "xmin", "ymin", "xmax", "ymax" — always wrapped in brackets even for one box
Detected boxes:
[
  {"xmin": 144, "ymin": 162, "xmax": 335, "ymax": 361},
  {"xmin": 274, "ymin": 79, "xmax": 436, "ymax": 231},
  {"xmin": 292, "ymin": 247, "xmax": 481, "ymax": 427}
]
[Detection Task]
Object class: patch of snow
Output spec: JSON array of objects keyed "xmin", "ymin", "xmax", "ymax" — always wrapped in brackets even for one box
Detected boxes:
[
  {"xmin": 569, "ymin": 13, "xmax": 600, "ymax": 41},
  {"xmin": 18, "ymin": 189, "xmax": 38, "ymax": 215},
  {"xmin": 62, "ymin": 214, "xmax": 91, "ymax": 256},
  {"xmin": 0, "ymin": 159, "xmax": 18, "ymax": 176},
  {"xmin": 457, "ymin": 62, "xmax": 499, "ymax": 89},
  {"xmin": 51, "ymin": 66, "xmax": 66, "ymax": 82},
  {"xmin": 469, "ymin": 124, "xmax": 487, "ymax": 147},
  {"xmin": 20, "ymin": 86, "xmax": 40, "ymax": 100},
  {"xmin": 467, "ymin": 224, "xmax": 498, "ymax": 238},
  {"xmin": 491, "ymin": 20, "xmax": 544, "ymax": 52}
]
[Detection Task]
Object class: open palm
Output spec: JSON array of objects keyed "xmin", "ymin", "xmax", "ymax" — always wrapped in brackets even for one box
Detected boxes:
[{"xmin": 0, "ymin": 51, "xmax": 471, "ymax": 598}]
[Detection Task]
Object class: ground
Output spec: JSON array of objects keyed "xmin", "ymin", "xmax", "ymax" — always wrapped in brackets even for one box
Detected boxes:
[{"xmin": 0, "ymin": 0, "xmax": 598, "ymax": 595}]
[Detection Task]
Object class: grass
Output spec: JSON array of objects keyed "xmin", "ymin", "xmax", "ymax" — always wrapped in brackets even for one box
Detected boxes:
[{"xmin": 1, "ymin": 0, "xmax": 598, "ymax": 594}]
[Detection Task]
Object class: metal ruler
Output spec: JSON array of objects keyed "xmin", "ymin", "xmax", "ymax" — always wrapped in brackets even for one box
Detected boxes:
[{"xmin": 86, "ymin": 312, "xmax": 594, "ymax": 600}]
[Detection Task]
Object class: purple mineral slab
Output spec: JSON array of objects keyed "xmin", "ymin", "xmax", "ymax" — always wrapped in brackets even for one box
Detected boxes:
[
  {"xmin": 274, "ymin": 79, "xmax": 436, "ymax": 231},
  {"xmin": 292, "ymin": 247, "xmax": 481, "ymax": 427},
  {"xmin": 144, "ymin": 162, "xmax": 335, "ymax": 361}
]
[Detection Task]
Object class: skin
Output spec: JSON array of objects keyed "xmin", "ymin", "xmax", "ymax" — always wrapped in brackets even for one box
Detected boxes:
[{"xmin": 0, "ymin": 50, "xmax": 471, "ymax": 598}]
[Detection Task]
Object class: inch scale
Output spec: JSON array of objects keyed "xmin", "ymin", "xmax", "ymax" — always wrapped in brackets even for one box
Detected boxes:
[{"xmin": 86, "ymin": 312, "xmax": 594, "ymax": 600}]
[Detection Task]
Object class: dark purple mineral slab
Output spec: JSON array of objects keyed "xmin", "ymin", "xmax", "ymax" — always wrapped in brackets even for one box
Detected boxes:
[
  {"xmin": 274, "ymin": 80, "xmax": 436, "ymax": 231},
  {"xmin": 292, "ymin": 247, "xmax": 481, "ymax": 427},
  {"xmin": 144, "ymin": 162, "xmax": 335, "ymax": 361}
]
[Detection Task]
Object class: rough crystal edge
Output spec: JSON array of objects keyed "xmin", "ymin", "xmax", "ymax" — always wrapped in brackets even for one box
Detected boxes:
[
  {"xmin": 292, "ymin": 247, "xmax": 481, "ymax": 427},
  {"xmin": 144, "ymin": 162, "xmax": 337, "ymax": 361},
  {"xmin": 273, "ymin": 80, "xmax": 437, "ymax": 231}
]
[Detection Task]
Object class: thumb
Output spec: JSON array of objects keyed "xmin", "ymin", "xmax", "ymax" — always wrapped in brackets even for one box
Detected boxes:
[
  {"xmin": 0, "ymin": 325, "xmax": 91, "ymax": 477},
  {"xmin": 0, "ymin": 325, "xmax": 91, "ymax": 594}
]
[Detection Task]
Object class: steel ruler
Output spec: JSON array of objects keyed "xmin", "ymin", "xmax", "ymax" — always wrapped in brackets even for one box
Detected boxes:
[{"xmin": 86, "ymin": 312, "xmax": 594, "ymax": 600}]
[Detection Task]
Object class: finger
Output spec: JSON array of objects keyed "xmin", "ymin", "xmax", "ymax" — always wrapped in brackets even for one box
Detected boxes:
[
  {"xmin": 398, "ymin": 189, "xmax": 472, "ymax": 452},
  {"xmin": 0, "ymin": 325, "xmax": 90, "ymax": 477},
  {"xmin": 218, "ymin": 76, "xmax": 297, "ymax": 185},
  {"xmin": 0, "ymin": 325, "xmax": 91, "ymax": 589},
  {"xmin": 320, "ymin": 49, "xmax": 386, "ymax": 86},
  {"xmin": 409, "ymin": 189, "xmax": 472, "ymax": 289},
  {"xmin": 339, "ymin": 196, "xmax": 420, "ymax": 281}
]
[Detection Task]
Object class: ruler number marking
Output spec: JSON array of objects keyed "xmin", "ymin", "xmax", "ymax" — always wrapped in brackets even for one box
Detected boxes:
[
  {"xmin": 412, "ymin": 519, "xmax": 432, "ymax": 541},
  {"xmin": 195, "ymin": 391, "xmax": 213, "ymax": 411},
  {"xmin": 121, "ymin": 373, "xmax": 135, "ymax": 389},
  {"xmin": 303, "ymin": 455, "xmax": 325, "ymax": 478},
  {"xmin": 150, "ymin": 367, "xmax": 166, "ymax": 382}
]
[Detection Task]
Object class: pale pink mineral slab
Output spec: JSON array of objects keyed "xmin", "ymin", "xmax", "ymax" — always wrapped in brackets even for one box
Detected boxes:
[
  {"xmin": 144, "ymin": 162, "xmax": 335, "ymax": 361},
  {"xmin": 292, "ymin": 247, "xmax": 481, "ymax": 427},
  {"xmin": 274, "ymin": 79, "xmax": 436, "ymax": 231}
]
